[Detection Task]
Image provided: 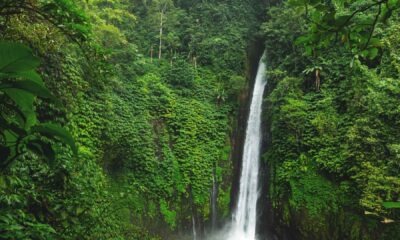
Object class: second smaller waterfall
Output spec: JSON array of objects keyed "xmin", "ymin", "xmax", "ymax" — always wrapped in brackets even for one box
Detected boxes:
[{"xmin": 192, "ymin": 215, "xmax": 197, "ymax": 240}]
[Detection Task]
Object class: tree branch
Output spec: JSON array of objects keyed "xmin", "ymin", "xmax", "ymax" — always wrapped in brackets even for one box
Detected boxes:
[{"xmin": 364, "ymin": 2, "xmax": 382, "ymax": 49}]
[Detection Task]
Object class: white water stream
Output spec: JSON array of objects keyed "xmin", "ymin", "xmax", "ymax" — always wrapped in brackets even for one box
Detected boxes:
[{"xmin": 228, "ymin": 52, "xmax": 267, "ymax": 240}]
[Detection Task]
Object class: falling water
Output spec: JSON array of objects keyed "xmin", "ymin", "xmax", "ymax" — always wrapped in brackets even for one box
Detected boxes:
[
  {"xmin": 228, "ymin": 52, "xmax": 267, "ymax": 240},
  {"xmin": 211, "ymin": 166, "xmax": 218, "ymax": 232},
  {"xmin": 192, "ymin": 215, "xmax": 197, "ymax": 240}
]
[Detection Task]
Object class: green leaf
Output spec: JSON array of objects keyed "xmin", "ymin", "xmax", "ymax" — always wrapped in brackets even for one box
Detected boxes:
[
  {"xmin": 382, "ymin": 202, "xmax": 400, "ymax": 209},
  {"xmin": 0, "ymin": 42, "xmax": 40, "ymax": 73},
  {"xmin": 334, "ymin": 14, "xmax": 352, "ymax": 28},
  {"xmin": 361, "ymin": 49, "xmax": 369, "ymax": 58},
  {"xmin": 3, "ymin": 130, "xmax": 18, "ymax": 146},
  {"xmin": 388, "ymin": 0, "xmax": 399, "ymax": 8},
  {"xmin": 2, "ymin": 80, "xmax": 57, "ymax": 102},
  {"xmin": 8, "ymin": 70, "xmax": 44, "ymax": 84},
  {"xmin": 32, "ymin": 123, "xmax": 77, "ymax": 155},
  {"xmin": 369, "ymin": 48, "xmax": 379, "ymax": 59},
  {"xmin": 3, "ymin": 130, "xmax": 19, "ymax": 162},
  {"xmin": 3, "ymin": 88, "xmax": 37, "ymax": 129},
  {"xmin": 295, "ymin": 35, "xmax": 311, "ymax": 45},
  {"xmin": 76, "ymin": 207, "xmax": 84, "ymax": 215},
  {"xmin": 0, "ymin": 118, "xmax": 26, "ymax": 137},
  {"xmin": 368, "ymin": 38, "xmax": 383, "ymax": 48},
  {"xmin": 305, "ymin": 46, "xmax": 313, "ymax": 55}
]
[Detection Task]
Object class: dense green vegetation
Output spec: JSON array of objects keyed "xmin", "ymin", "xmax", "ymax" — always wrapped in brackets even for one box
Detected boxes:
[
  {"xmin": 262, "ymin": 0, "xmax": 400, "ymax": 239},
  {"xmin": 1, "ymin": 0, "xmax": 399, "ymax": 239},
  {"xmin": 0, "ymin": 0, "xmax": 262, "ymax": 239}
]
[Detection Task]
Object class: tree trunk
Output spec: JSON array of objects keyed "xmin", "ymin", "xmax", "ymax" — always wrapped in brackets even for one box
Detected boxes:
[
  {"xmin": 170, "ymin": 49, "xmax": 173, "ymax": 66},
  {"xmin": 315, "ymin": 69, "xmax": 320, "ymax": 91},
  {"xmin": 150, "ymin": 46, "xmax": 154, "ymax": 62},
  {"xmin": 158, "ymin": 10, "xmax": 164, "ymax": 59}
]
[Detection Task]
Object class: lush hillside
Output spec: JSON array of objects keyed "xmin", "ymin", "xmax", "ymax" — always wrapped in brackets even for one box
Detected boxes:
[
  {"xmin": 0, "ymin": 0, "xmax": 262, "ymax": 239},
  {"xmin": 1, "ymin": 0, "xmax": 400, "ymax": 239},
  {"xmin": 262, "ymin": 1, "xmax": 400, "ymax": 239}
]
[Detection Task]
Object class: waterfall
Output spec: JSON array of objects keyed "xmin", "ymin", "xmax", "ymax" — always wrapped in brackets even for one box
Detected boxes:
[
  {"xmin": 211, "ymin": 165, "xmax": 218, "ymax": 232},
  {"xmin": 229, "ymin": 52, "xmax": 267, "ymax": 240},
  {"xmin": 193, "ymin": 215, "xmax": 197, "ymax": 240}
]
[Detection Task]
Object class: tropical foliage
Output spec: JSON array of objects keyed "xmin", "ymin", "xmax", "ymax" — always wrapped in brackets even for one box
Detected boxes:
[
  {"xmin": 1, "ymin": 0, "xmax": 399, "ymax": 239},
  {"xmin": 262, "ymin": 0, "xmax": 400, "ymax": 239},
  {"xmin": 0, "ymin": 0, "xmax": 261, "ymax": 239}
]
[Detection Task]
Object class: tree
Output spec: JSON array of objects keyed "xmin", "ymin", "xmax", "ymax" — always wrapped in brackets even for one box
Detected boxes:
[
  {"xmin": 293, "ymin": 0, "xmax": 400, "ymax": 59},
  {"xmin": 153, "ymin": 0, "xmax": 174, "ymax": 59},
  {"xmin": 0, "ymin": 0, "xmax": 90, "ymax": 42}
]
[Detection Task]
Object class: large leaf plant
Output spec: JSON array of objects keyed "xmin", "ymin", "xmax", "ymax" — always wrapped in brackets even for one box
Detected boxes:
[{"xmin": 0, "ymin": 41, "xmax": 76, "ymax": 171}]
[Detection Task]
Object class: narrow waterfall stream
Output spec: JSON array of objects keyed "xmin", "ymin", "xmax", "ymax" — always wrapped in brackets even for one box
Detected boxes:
[
  {"xmin": 192, "ymin": 215, "xmax": 197, "ymax": 240},
  {"xmin": 229, "ymin": 52, "xmax": 267, "ymax": 240},
  {"xmin": 211, "ymin": 166, "xmax": 218, "ymax": 232}
]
